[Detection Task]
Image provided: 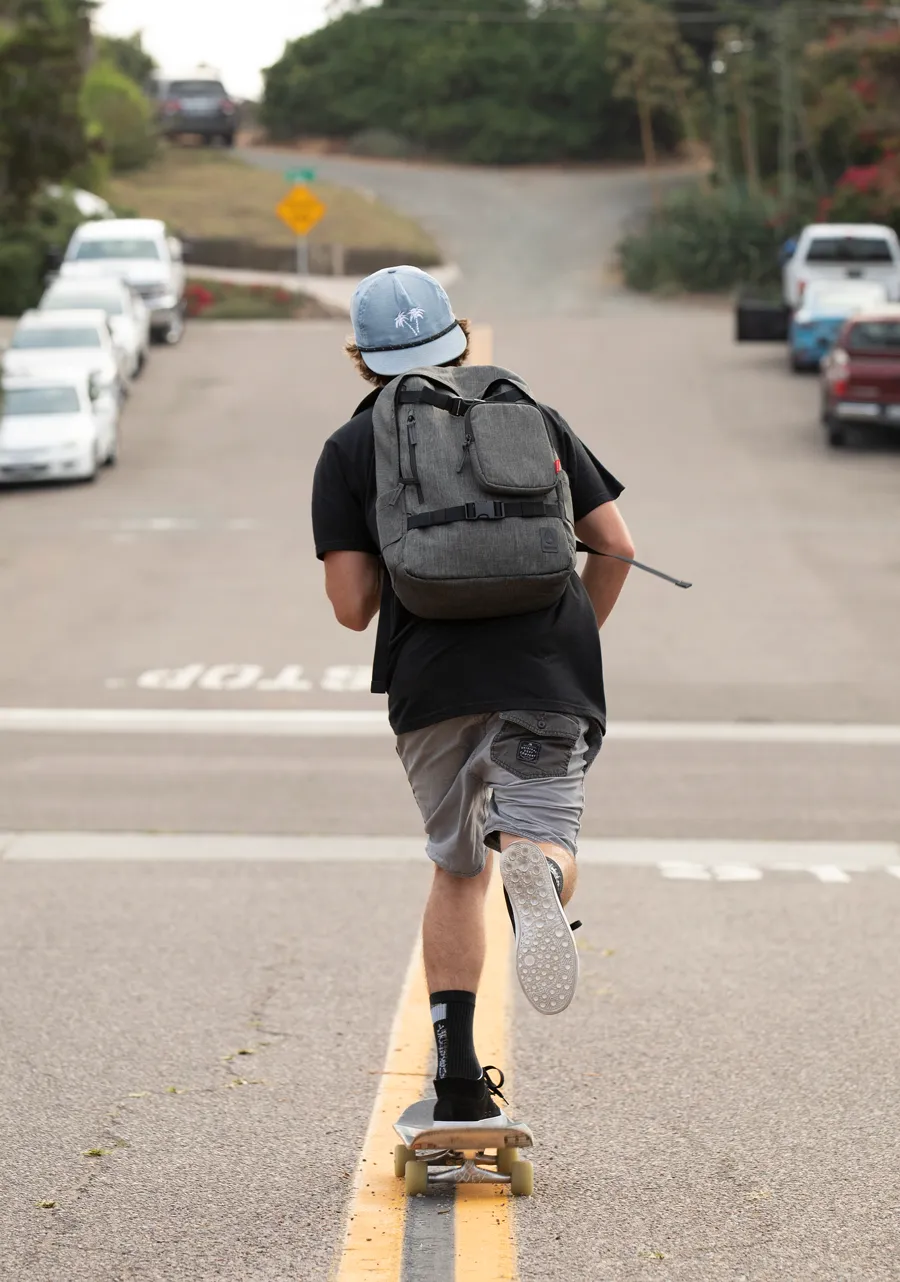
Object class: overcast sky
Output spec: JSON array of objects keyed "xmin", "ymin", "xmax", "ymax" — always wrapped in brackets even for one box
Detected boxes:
[{"xmin": 96, "ymin": 0, "xmax": 336, "ymax": 99}]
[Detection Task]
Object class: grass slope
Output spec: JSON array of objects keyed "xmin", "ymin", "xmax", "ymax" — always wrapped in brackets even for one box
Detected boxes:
[{"xmin": 108, "ymin": 147, "xmax": 439, "ymax": 257}]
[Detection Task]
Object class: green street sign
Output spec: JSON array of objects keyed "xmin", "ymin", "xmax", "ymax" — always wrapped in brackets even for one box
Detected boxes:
[{"xmin": 284, "ymin": 166, "xmax": 317, "ymax": 184}]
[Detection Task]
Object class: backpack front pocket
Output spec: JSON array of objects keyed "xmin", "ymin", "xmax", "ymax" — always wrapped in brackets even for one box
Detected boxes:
[{"xmin": 466, "ymin": 403, "xmax": 557, "ymax": 496}]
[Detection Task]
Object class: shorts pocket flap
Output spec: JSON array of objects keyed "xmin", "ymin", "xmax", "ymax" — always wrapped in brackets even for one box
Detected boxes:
[{"xmin": 498, "ymin": 710, "xmax": 579, "ymax": 741}]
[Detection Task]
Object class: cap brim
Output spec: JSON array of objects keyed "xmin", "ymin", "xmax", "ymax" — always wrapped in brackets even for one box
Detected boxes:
[{"xmin": 361, "ymin": 322, "xmax": 468, "ymax": 376}]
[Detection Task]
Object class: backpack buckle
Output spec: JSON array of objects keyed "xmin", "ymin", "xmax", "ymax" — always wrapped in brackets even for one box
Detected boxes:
[
  {"xmin": 466, "ymin": 501, "xmax": 504, "ymax": 520},
  {"xmin": 446, "ymin": 395, "xmax": 468, "ymax": 417}
]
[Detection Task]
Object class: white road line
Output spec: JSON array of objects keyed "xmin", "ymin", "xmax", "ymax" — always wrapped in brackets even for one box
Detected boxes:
[
  {"xmin": 805, "ymin": 865, "xmax": 853, "ymax": 883},
  {"xmin": 659, "ymin": 862, "xmax": 712, "ymax": 880},
  {"xmin": 2, "ymin": 708, "xmax": 900, "ymax": 743},
  {"xmin": 3, "ymin": 834, "xmax": 900, "ymax": 869},
  {"xmin": 711, "ymin": 864, "xmax": 764, "ymax": 881},
  {"xmin": 580, "ymin": 839, "xmax": 898, "ymax": 868}
]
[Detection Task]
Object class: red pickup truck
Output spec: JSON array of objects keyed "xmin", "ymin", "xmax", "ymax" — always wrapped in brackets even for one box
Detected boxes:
[{"xmin": 820, "ymin": 306, "xmax": 900, "ymax": 447}]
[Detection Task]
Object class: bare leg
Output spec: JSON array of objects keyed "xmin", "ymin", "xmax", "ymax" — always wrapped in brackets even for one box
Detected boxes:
[
  {"xmin": 498, "ymin": 834, "xmax": 577, "ymax": 905},
  {"xmin": 423, "ymin": 853, "xmax": 493, "ymax": 993}
]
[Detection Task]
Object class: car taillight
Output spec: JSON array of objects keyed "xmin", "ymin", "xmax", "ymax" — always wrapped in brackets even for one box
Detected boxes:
[
  {"xmin": 797, "ymin": 279, "xmax": 806, "ymax": 300},
  {"xmin": 220, "ymin": 99, "xmax": 235, "ymax": 115},
  {"xmin": 829, "ymin": 348, "xmax": 849, "ymax": 396},
  {"xmin": 164, "ymin": 99, "xmax": 181, "ymax": 114}
]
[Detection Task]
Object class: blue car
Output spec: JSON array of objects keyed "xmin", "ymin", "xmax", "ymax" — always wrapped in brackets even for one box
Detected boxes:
[{"xmin": 789, "ymin": 280, "xmax": 888, "ymax": 372}]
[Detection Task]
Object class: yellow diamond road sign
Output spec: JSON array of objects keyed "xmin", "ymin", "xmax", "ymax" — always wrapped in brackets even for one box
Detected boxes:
[{"xmin": 276, "ymin": 185, "xmax": 326, "ymax": 237}]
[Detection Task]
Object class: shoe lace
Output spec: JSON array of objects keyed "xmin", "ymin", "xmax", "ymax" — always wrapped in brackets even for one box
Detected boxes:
[{"xmin": 481, "ymin": 1065, "xmax": 509, "ymax": 1107}]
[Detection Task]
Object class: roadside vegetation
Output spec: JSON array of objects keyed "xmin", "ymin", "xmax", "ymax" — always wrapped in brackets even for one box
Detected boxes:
[
  {"xmin": 185, "ymin": 278, "xmax": 341, "ymax": 321},
  {"xmin": 618, "ymin": 9, "xmax": 900, "ymax": 294},
  {"xmin": 108, "ymin": 148, "xmax": 440, "ymax": 260}
]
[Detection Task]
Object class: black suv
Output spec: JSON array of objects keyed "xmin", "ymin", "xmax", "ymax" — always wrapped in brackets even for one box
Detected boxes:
[{"xmin": 158, "ymin": 78, "xmax": 239, "ymax": 147}]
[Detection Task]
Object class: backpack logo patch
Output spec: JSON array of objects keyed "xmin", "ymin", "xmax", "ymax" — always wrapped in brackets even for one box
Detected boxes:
[
  {"xmin": 540, "ymin": 527, "xmax": 559, "ymax": 553},
  {"xmin": 516, "ymin": 739, "xmax": 542, "ymax": 765}
]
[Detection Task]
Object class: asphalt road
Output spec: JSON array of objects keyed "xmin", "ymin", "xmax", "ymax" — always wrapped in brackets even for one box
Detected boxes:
[
  {"xmin": 2, "ymin": 158, "xmax": 900, "ymax": 1281},
  {"xmin": 239, "ymin": 147, "xmax": 692, "ymax": 320}
]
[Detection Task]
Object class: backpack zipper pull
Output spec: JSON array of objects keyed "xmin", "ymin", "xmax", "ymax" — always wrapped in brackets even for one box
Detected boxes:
[
  {"xmin": 387, "ymin": 482, "xmax": 404, "ymax": 507},
  {"xmin": 457, "ymin": 434, "xmax": 473, "ymax": 472}
]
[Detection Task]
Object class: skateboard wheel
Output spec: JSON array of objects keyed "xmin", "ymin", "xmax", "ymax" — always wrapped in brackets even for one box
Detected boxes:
[
  {"xmin": 405, "ymin": 1159, "xmax": 428, "ymax": 1196},
  {"xmin": 497, "ymin": 1147, "xmax": 519, "ymax": 1176},
  {"xmin": 394, "ymin": 1144, "xmax": 413, "ymax": 1179},
  {"xmin": 510, "ymin": 1160, "xmax": 534, "ymax": 1197}
]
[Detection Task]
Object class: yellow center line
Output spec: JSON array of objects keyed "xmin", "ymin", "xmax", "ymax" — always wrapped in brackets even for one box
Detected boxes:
[
  {"xmin": 333, "ymin": 939, "xmax": 432, "ymax": 1282},
  {"xmin": 455, "ymin": 872, "xmax": 518, "ymax": 1282}
]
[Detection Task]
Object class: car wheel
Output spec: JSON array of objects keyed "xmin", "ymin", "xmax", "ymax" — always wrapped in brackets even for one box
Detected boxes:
[
  {"xmin": 104, "ymin": 428, "xmax": 119, "ymax": 468},
  {"xmin": 825, "ymin": 415, "xmax": 846, "ymax": 448},
  {"xmin": 164, "ymin": 308, "xmax": 185, "ymax": 345}
]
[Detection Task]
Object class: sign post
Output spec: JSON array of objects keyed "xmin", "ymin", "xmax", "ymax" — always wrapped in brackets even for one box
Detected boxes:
[{"xmin": 275, "ymin": 184, "xmax": 327, "ymax": 278}]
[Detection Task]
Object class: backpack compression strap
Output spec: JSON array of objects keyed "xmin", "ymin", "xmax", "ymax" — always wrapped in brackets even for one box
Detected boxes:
[
  {"xmin": 408, "ymin": 499, "xmax": 563, "ymax": 529},
  {"xmin": 576, "ymin": 541, "xmax": 692, "ymax": 589},
  {"xmin": 398, "ymin": 386, "xmax": 528, "ymax": 416}
]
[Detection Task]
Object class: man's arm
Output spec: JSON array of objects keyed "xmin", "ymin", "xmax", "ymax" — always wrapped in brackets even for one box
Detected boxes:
[
  {"xmin": 574, "ymin": 501, "xmax": 635, "ymax": 629},
  {"xmin": 323, "ymin": 551, "xmax": 382, "ymax": 631}
]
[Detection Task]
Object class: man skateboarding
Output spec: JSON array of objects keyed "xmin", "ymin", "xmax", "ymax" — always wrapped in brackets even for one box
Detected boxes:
[{"xmin": 312, "ymin": 266, "xmax": 634, "ymax": 1124}]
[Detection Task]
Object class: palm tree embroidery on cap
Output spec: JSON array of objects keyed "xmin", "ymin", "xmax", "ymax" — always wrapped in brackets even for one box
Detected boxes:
[{"xmin": 395, "ymin": 307, "xmax": 426, "ymax": 335}]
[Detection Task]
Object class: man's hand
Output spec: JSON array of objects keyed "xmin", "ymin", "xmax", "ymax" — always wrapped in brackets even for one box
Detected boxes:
[
  {"xmin": 574, "ymin": 502, "xmax": 635, "ymax": 629},
  {"xmin": 323, "ymin": 551, "xmax": 382, "ymax": 631}
]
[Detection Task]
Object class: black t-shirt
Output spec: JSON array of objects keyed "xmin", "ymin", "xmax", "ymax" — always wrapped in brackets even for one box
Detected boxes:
[{"xmin": 312, "ymin": 389, "xmax": 623, "ymax": 737}]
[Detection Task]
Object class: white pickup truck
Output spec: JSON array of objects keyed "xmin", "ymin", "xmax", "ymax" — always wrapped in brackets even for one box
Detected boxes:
[
  {"xmin": 736, "ymin": 222, "xmax": 900, "ymax": 343},
  {"xmin": 783, "ymin": 223, "xmax": 900, "ymax": 309}
]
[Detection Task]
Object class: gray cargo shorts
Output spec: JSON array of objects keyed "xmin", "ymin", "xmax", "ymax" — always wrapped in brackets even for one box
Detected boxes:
[{"xmin": 395, "ymin": 710, "xmax": 599, "ymax": 878}]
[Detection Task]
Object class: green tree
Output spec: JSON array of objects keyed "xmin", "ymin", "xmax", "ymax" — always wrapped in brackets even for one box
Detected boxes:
[
  {"xmin": 96, "ymin": 30, "xmax": 155, "ymax": 90},
  {"xmin": 0, "ymin": 0, "xmax": 91, "ymax": 223},
  {"xmin": 604, "ymin": 0, "xmax": 698, "ymax": 191},
  {"xmin": 262, "ymin": 0, "xmax": 656, "ymax": 164},
  {"xmin": 81, "ymin": 60, "xmax": 157, "ymax": 172}
]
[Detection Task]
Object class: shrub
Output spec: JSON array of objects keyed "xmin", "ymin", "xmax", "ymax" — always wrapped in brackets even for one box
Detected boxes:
[
  {"xmin": 81, "ymin": 62, "xmax": 157, "ymax": 173},
  {"xmin": 619, "ymin": 183, "xmax": 811, "ymax": 294},
  {"xmin": 0, "ymin": 190, "xmax": 87, "ymax": 316}
]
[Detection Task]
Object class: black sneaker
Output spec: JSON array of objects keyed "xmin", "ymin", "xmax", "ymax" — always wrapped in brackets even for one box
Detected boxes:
[
  {"xmin": 432, "ymin": 1066, "xmax": 508, "ymax": 1124},
  {"xmin": 501, "ymin": 840, "xmax": 580, "ymax": 1014}
]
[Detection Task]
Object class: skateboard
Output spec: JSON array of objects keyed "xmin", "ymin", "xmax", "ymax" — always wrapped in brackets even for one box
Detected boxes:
[{"xmin": 393, "ymin": 1098, "xmax": 535, "ymax": 1196}]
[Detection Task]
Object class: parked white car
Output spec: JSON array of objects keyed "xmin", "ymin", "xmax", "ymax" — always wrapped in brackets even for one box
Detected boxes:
[
  {"xmin": 39, "ymin": 276, "xmax": 150, "ymax": 380},
  {"xmin": 3, "ymin": 310, "xmax": 125, "ymax": 415},
  {"xmin": 59, "ymin": 218, "xmax": 187, "ymax": 345},
  {"xmin": 783, "ymin": 224, "xmax": 900, "ymax": 310},
  {"xmin": 0, "ymin": 373, "xmax": 118, "ymax": 484},
  {"xmin": 45, "ymin": 184, "xmax": 115, "ymax": 220}
]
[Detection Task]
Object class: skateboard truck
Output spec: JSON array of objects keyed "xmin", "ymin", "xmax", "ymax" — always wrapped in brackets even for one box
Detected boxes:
[{"xmin": 393, "ymin": 1099, "xmax": 535, "ymax": 1196}]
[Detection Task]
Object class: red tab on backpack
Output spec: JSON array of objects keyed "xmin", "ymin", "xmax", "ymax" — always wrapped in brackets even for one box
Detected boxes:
[{"xmin": 554, "ymin": 458, "xmax": 561, "ymax": 473}]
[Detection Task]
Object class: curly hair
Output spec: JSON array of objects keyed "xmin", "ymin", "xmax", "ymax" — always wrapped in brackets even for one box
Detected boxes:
[{"xmin": 344, "ymin": 317, "xmax": 472, "ymax": 388}]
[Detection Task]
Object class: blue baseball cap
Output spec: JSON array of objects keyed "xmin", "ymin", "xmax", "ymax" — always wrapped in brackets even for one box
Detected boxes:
[{"xmin": 351, "ymin": 265, "xmax": 467, "ymax": 376}]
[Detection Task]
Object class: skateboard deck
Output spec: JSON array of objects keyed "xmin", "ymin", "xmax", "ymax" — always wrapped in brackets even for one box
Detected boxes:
[
  {"xmin": 393, "ymin": 1098, "xmax": 535, "ymax": 1195},
  {"xmin": 394, "ymin": 1098, "xmax": 533, "ymax": 1153}
]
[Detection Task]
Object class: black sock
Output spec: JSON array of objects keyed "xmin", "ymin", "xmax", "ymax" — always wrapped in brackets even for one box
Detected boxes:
[{"xmin": 430, "ymin": 990, "xmax": 481, "ymax": 1081}]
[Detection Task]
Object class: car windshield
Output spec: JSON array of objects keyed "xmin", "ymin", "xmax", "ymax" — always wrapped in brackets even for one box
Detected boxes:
[
  {"xmin": 2, "ymin": 386, "xmax": 81, "ymax": 415},
  {"xmin": 73, "ymin": 238, "xmax": 160, "ymax": 262},
  {"xmin": 847, "ymin": 321, "xmax": 900, "ymax": 352},
  {"xmin": 11, "ymin": 327, "xmax": 102, "ymax": 349},
  {"xmin": 44, "ymin": 290, "xmax": 123, "ymax": 316},
  {"xmin": 169, "ymin": 80, "xmax": 226, "ymax": 97},
  {"xmin": 805, "ymin": 236, "xmax": 894, "ymax": 265}
]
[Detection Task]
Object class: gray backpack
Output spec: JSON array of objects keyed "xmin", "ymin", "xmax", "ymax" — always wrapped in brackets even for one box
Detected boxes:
[{"xmin": 373, "ymin": 365, "xmax": 576, "ymax": 619}]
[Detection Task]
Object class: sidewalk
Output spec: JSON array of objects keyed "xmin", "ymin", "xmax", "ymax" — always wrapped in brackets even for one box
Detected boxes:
[{"xmin": 187, "ymin": 262, "xmax": 460, "ymax": 314}]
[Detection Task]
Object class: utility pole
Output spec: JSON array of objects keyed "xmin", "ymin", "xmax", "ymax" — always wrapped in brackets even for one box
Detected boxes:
[{"xmin": 777, "ymin": 1, "xmax": 796, "ymax": 203}]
